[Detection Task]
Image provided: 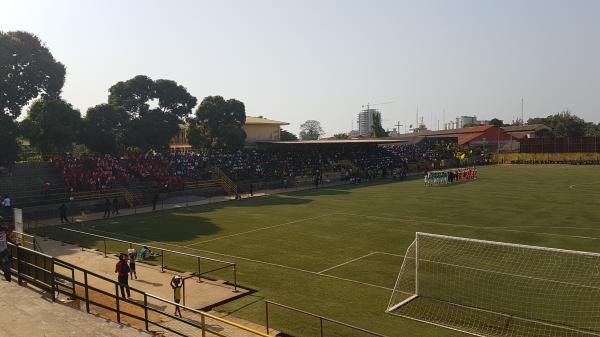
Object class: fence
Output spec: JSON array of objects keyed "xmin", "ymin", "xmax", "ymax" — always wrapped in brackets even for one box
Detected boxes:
[
  {"xmin": 5, "ymin": 241, "xmax": 270, "ymax": 337},
  {"xmin": 38, "ymin": 226, "xmax": 238, "ymax": 292},
  {"xmin": 265, "ymin": 301, "xmax": 388, "ymax": 337},
  {"xmin": 519, "ymin": 137, "xmax": 600, "ymax": 153},
  {"xmin": 493, "ymin": 152, "xmax": 600, "ymax": 163}
]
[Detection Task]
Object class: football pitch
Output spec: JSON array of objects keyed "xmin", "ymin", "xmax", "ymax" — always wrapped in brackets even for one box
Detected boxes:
[{"xmin": 40, "ymin": 165, "xmax": 600, "ymax": 337}]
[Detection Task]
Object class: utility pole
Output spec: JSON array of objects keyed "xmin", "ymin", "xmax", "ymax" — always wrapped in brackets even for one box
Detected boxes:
[
  {"xmin": 395, "ymin": 121, "xmax": 403, "ymax": 136},
  {"xmin": 521, "ymin": 98, "xmax": 524, "ymax": 126}
]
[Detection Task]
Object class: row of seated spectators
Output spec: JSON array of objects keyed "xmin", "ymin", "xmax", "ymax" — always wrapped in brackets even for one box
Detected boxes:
[{"xmin": 51, "ymin": 142, "xmax": 459, "ymax": 192}]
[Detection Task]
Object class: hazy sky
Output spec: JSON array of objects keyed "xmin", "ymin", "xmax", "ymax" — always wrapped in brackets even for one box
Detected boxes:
[{"xmin": 2, "ymin": 0, "xmax": 599, "ymax": 135}]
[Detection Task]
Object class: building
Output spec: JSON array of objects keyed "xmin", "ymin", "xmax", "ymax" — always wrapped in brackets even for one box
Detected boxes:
[
  {"xmin": 357, "ymin": 109, "xmax": 380, "ymax": 137},
  {"xmin": 445, "ymin": 116, "xmax": 483, "ymax": 130},
  {"xmin": 170, "ymin": 116, "xmax": 289, "ymax": 151},
  {"xmin": 170, "ymin": 124, "xmax": 192, "ymax": 152},
  {"xmin": 244, "ymin": 116, "xmax": 289, "ymax": 143},
  {"xmin": 395, "ymin": 125, "xmax": 517, "ymax": 151},
  {"xmin": 502, "ymin": 124, "xmax": 553, "ymax": 139}
]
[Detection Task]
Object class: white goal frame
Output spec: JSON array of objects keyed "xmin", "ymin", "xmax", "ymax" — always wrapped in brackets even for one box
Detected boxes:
[{"xmin": 386, "ymin": 232, "xmax": 600, "ymax": 337}]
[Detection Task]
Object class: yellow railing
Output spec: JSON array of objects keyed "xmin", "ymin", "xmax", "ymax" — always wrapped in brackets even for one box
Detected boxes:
[
  {"xmin": 494, "ymin": 152, "xmax": 600, "ymax": 163},
  {"xmin": 213, "ymin": 166, "xmax": 238, "ymax": 195},
  {"xmin": 184, "ymin": 179, "xmax": 222, "ymax": 190},
  {"xmin": 71, "ymin": 188, "xmax": 135, "ymax": 207}
]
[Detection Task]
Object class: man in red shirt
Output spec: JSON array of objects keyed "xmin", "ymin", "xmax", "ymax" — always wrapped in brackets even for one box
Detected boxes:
[{"xmin": 115, "ymin": 254, "xmax": 131, "ymax": 299}]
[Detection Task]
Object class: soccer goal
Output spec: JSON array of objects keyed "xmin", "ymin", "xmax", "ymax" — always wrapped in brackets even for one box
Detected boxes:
[{"xmin": 387, "ymin": 232, "xmax": 600, "ymax": 337}]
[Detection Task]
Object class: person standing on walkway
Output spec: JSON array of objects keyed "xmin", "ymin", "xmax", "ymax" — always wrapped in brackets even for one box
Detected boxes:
[
  {"xmin": 152, "ymin": 193, "xmax": 159, "ymax": 211},
  {"xmin": 115, "ymin": 254, "xmax": 131, "ymax": 299},
  {"xmin": 127, "ymin": 248, "xmax": 137, "ymax": 280},
  {"xmin": 103, "ymin": 198, "xmax": 111, "ymax": 218},
  {"xmin": 0, "ymin": 225, "xmax": 16, "ymax": 282},
  {"xmin": 249, "ymin": 183, "xmax": 253, "ymax": 197},
  {"xmin": 112, "ymin": 197, "xmax": 119, "ymax": 215},
  {"xmin": 58, "ymin": 203, "xmax": 70, "ymax": 224},
  {"xmin": 170, "ymin": 275, "xmax": 183, "ymax": 317}
]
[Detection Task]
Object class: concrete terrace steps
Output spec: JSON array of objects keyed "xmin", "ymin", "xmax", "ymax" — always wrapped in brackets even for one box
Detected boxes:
[{"xmin": 0, "ymin": 280, "xmax": 152, "ymax": 337}]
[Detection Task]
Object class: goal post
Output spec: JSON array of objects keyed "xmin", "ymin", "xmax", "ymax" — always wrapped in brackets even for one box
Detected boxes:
[{"xmin": 387, "ymin": 232, "xmax": 600, "ymax": 337}]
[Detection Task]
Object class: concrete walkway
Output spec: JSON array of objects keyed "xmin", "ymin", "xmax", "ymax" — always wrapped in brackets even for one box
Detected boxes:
[
  {"xmin": 31, "ymin": 180, "xmax": 350, "ymax": 227},
  {"xmin": 0, "ymin": 279, "xmax": 152, "ymax": 337},
  {"xmin": 35, "ymin": 238, "xmax": 274, "ymax": 337}
]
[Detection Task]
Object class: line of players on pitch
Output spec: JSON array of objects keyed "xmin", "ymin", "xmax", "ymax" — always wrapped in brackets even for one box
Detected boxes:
[{"xmin": 424, "ymin": 167, "xmax": 478, "ymax": 186}]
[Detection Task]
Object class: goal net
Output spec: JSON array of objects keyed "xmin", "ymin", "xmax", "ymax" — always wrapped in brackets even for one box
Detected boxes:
[{"xmin": 387, "ymin": 232, "xmax": 600, "ymax": 337}]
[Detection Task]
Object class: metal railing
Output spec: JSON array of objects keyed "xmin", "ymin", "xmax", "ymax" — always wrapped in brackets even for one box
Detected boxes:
[
  {"xmin": 43, "ymin": 226, "xmax": 238, "ymax": 291},
  {"xmin": 265, "ymin": 301, "xmax": 388, "ymax": 337},
  {"xmin": 4, "ymin": 241, "xmax": 270, "ymax": 337}
]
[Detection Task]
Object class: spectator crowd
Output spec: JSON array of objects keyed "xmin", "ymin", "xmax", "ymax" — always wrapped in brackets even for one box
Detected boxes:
[{"xmin": 50, "ymin": 142, "xmax": 467, "ymax": 192}]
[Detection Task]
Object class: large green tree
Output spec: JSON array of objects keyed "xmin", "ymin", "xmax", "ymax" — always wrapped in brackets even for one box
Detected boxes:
[
  {"xmin": 369, "ymin": 112, "xmax": 388, "ymax": 138},
  {"xmin": 108, "ymin": 75, "xmax": 197, "ymax": 150},
  {"xmin": 1, "ymin": 31, "xmax": 65, "ymax": 162},
  {"xmin": 489, "ymin": 118, "xmax": 505, "ymax": 127},
  {"xmin": 528, "ymin": 110, "xmax": 586, "ymax": 138},
  {"xmin": 81, "ymin": 104, "xmax": 128, "ymax": 154},
  {"xmin": 189, "ymin": 96, "xmax": 246, "ymax": 150},
  {"xmin": 280, "ymin": 130, "xmax": 298, "ymax": 141},
  {"xmin": 20, "ymin": 98, "xmax": 81, "ymax": 154},
  {"xmin": 299, "ymin": 120, "xmax": 324, "ymax": 140}
]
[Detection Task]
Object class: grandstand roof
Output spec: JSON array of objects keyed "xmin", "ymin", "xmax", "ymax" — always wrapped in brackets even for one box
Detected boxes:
[
  {"xmin": 257, "ymin": 139, "xmax": 407, "ymax": 145},
  {"xmin": 245, "ymin": 116, "xmax": 289, "ymax": 125},
  {"xmin": 394, "ymin": 125, "xmax": 514, "ymax": 145}
]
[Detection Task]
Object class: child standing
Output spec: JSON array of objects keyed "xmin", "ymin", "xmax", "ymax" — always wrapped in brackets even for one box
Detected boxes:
[
  {"xmin": 170, "ymin": 275, "xmax": 183, "ymax": 317},
  {"xmin": 128, "ymin": 248, "xmax": 138, "ymax": 279}
]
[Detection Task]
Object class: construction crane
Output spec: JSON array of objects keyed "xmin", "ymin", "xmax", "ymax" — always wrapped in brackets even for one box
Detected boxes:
[{"xmin": 361, "ymin": 101, "xmax": 395, "ymax": 111}]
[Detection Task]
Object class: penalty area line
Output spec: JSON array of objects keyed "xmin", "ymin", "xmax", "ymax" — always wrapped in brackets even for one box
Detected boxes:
[
  {"xmin": 73, "ymin": 225, "xmax": 395, "ymax": 292},
  {"xmin": 317, "ymin": 251, "xmax": 406, "ymax": 274}
]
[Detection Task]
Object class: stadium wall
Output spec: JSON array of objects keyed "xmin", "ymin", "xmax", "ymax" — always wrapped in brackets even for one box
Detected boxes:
[{"xmin": 493, "ymin": 152, "xmax": 600, "ymax": 163}]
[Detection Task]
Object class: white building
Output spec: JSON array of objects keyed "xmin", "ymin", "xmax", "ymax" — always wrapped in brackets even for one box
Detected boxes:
[
  {"xmin": 445, "ymin": 116, "xmax": 483, "ymax": 130},
  {"xmin": 357, "ymin": 108, "xmax": 380, "ymax": 137}
]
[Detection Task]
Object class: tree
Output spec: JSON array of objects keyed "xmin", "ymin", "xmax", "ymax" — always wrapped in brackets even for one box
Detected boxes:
[
  {"xmin": 0, "ymin": 31, "xmax": 66, "ymax": 162},
  {"xmin": 333, "ymin": 133, "xmax": 349, "ymax": 139},
  {"xmin": 369, "ymin": 112, "xmax": 388, "ymax": 138},
  {"xmin": 299, "ymin": 120, "xmax": 324, "ymax": 140},
  {"xmin": 489, "ymin": 118, "xmax": 504, "ymax": 127},
  {"xmin": 0, "ymin": 116, "xmax": 19, "ymax": 165},
  {"xmin": 20, "ymin": 98, "xmax": 81, "ymax": 154},
  {"xmin": 189, "ymin": 96, "xmax": 247, "ymax": 150},
  {"xmin": 108, "ymin": 75, "xmax": 197, "ymax": 150},
  {"xmin": 81, "ymin": 104, "xmax": 128, "ymax": 154},
  {"xmin": 528, "ymin": 110, "xmax": 586, "ymax": 138},
  {"xmin": 585, "ymin": 122, "xmax": 600, "ymax": 137},
  {"xmin": 0, "ymin": 31, "xmax": 66, "ymax": 120},
  {"xmin": 280, "ymin": 129, "xmax": 298, "ymax": 141}
]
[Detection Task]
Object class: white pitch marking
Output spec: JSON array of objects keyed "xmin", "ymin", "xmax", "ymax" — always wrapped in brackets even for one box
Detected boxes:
[
  {"xmin": 71, "ymin": 226, "xmax": 396, "ymax": 291},
  {"xmin": 186, "ymin": 213, "xmax": 336, "ymax": 247},
  {"xmin": 317, "ymin": 252, "xmax": 378, "ymax": 274}
]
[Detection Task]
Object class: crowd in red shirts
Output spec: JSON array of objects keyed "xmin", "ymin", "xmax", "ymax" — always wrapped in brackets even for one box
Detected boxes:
[{"xmin": 51, "ymin": 152, "xmax": 213, "ymax": 192}]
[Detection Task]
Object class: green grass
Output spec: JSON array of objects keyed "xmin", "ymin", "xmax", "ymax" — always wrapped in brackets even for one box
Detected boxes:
[{"xmin": 36, "ymin": 165, "xmax": 600, "ymax": 337}]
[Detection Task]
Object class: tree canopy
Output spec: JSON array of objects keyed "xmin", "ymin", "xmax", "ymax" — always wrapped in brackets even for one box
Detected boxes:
[
  {"xmin": 528, "ymin": 110, "xmax": 586, "ymax": 138},
  {"xmin": 188, "ymin": 96, "xmax": 247, "ymax": 150},
  {"xmin": 369, "ymin": 112, "xmax": 388, "ymax": 138},
  {"xmin": 108, "ymin": 75, "xmax": 197, "ymax": 150},
  {"xmin": 81, "ymin": 104, "xmax": 128, "ymax": 154},
  {"xmin": 333, "ymin": 133, "xmax": 349, "ymax": 139},
  {"xmin": 489, "ymin": 118, "xmax": 504, "ymax": 127},
  {"xmin": 20, "ymin": 98, "xmax": 81, "ymax": 154},
  {"xmin": 299, "ymin": 120, "xmax": 324, "ymax": 140},
  {"xmin": 280, "ymin": 130, "xmax": 298, "ymax": 141},
  {"xmin": 0, "ymin": 31, "xmax": 66, "ymax": 120}
]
